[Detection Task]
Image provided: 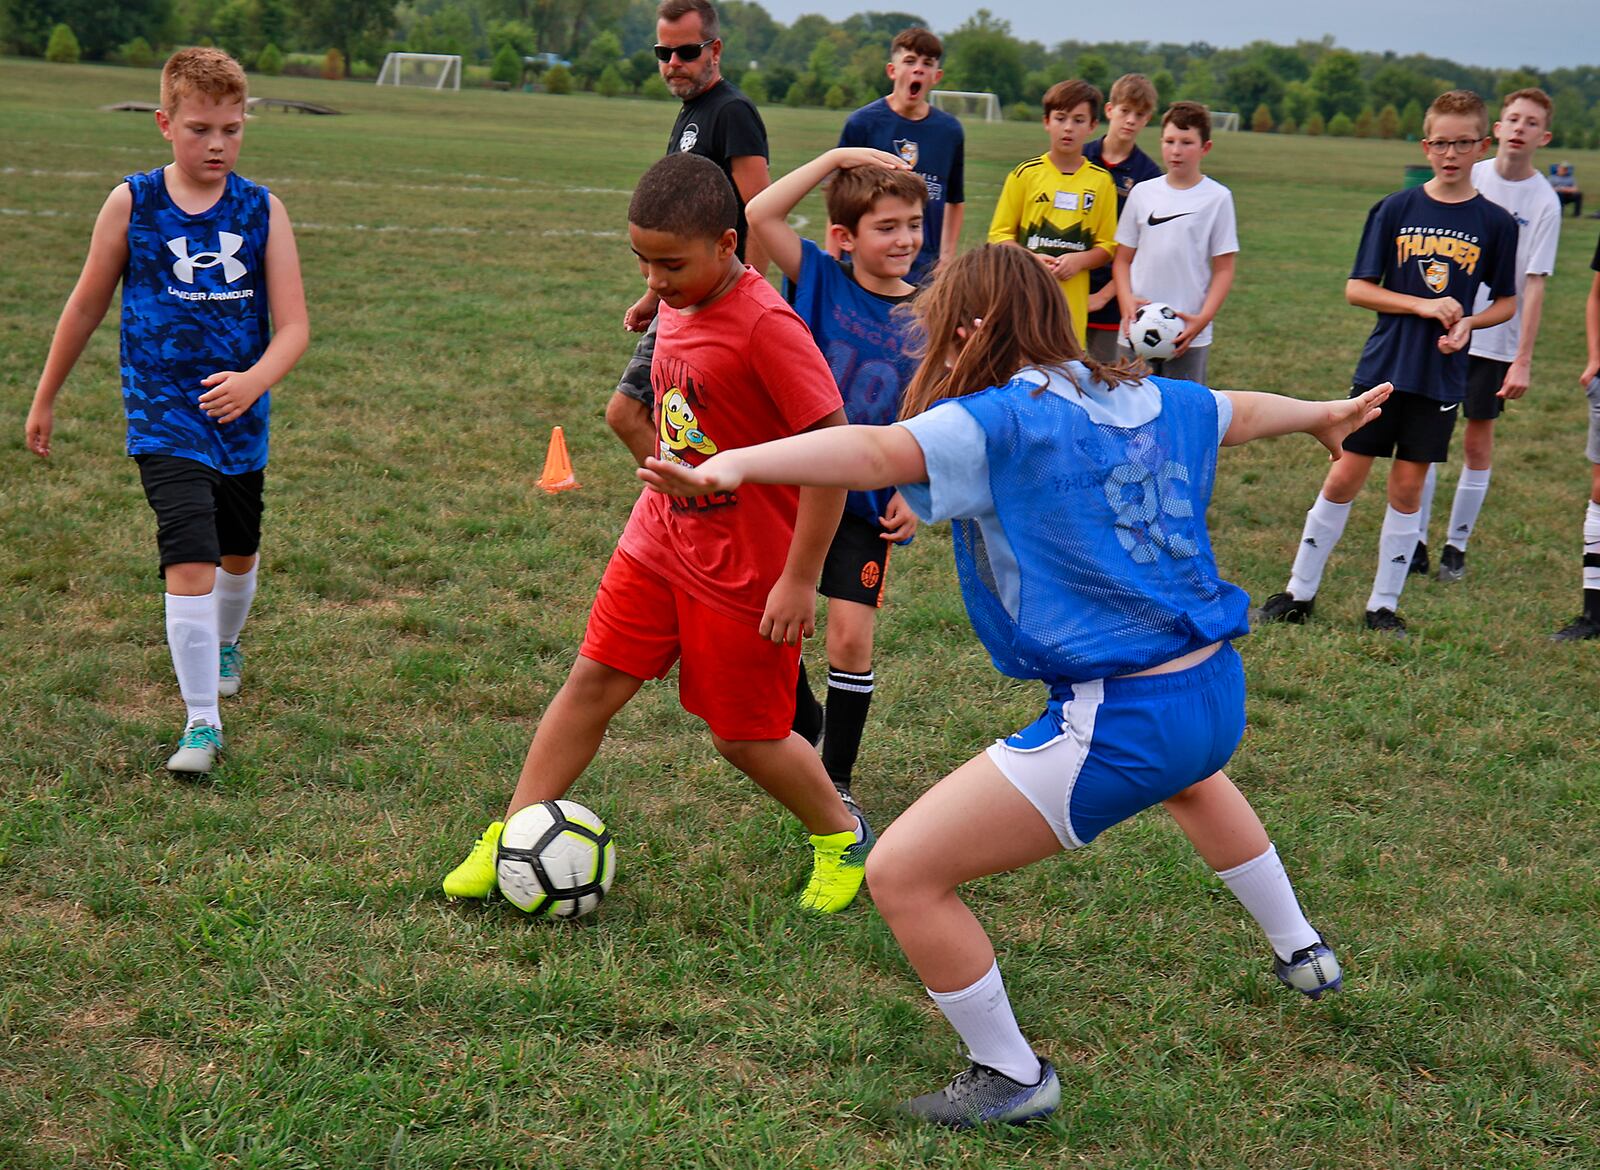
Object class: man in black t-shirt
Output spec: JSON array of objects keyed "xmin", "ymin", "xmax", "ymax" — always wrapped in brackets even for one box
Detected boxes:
[{"xmin": 606, "ymin": 0, "xmax": 772, "ymax": 465}]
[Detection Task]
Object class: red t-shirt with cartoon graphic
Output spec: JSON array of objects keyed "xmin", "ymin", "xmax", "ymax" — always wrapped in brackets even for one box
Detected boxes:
[{"xmin": 618, "ymin": 267, "xmax": 844, "ymax": 626}]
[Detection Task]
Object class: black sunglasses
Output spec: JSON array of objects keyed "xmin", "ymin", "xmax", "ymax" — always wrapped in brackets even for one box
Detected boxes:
[{"xmin": 654, "ymin": 38, "xmax": 715, "ymax": 63}]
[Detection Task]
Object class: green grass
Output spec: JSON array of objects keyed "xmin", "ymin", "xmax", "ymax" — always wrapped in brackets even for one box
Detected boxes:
[{"xmin": 3, "ymin": 59, "xmax": 1599, "ymax": 1168}]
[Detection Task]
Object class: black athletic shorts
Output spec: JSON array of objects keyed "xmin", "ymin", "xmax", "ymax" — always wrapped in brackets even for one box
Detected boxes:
[
  {"xmin": 136, "ymin": 455, "xmax": 264, "ymax": 575},
  {"xmin": 1341, "ymin": 385, "xmax": 1459, "ymax": 464},
  {"xmin": 1464, "ymin": 355, "xmax": 1509, "ymax": 421},
  {"xmin": 818, "ymin": 510, "xmax": 892, "ymax": 607}
]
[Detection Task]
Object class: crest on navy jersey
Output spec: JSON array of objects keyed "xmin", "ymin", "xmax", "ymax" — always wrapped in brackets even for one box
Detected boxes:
[
  {"xmin": 893, "ymin": 138, "xmax": 919, "ymax": 167},
  {"xmin": 1420, "ymin": 258, "xmax": 1450, "ymax": 294}
]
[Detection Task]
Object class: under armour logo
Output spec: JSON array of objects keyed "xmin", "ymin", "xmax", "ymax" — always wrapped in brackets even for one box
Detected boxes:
[{"xmin": 167, "ymin": 233, "xmax": 246, "ymax": 284}]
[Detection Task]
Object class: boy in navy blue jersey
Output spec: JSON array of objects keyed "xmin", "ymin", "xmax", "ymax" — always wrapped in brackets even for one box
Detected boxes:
[
  {"xmin": 1083, "ymin": 73, "xmax": 1163, "ymax": 363},
  {"xmin": 746, "ymin": 147, "xmax": 926, "ymax": 810},
  {"xmin": 25, "ymin": 48, "xmax": 309, "ymax": 774},
  {"xmin": 1260, "ymin": 91, "xmax": 1517, "ymax": 636},
  {"xmin": 836, "ymin": 27, "xmax": 964, "ymax": 283}
]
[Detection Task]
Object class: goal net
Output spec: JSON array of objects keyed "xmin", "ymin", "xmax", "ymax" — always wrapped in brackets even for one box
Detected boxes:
[
  {"xmin": 1211, "ymin": 110, "xmax": 1241, "ymax": 132},
  {"xmin": 376, "ymin": 53, "xmax": 462, "ymax": 91},
  {"xmin": 929, "ymin": 89, "xmax": 1001, "ymax": 123}
]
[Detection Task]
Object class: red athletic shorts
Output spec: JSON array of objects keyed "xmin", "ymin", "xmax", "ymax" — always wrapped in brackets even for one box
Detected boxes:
[{"xmin": 579, "ymin": 547, "xmax": 799, "ymax": 741}]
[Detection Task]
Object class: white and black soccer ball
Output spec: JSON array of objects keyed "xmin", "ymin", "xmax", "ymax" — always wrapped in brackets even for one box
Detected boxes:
[
  {"xmin": 496, "ymin": 800, "xmax": 616, "ymax": 919},
  {"xmin": 1128, "ymin": 301, "xmax": 1184, "ymax": 362}
]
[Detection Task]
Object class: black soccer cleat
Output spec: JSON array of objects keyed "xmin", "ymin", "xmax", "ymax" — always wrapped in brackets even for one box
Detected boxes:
[
  {"xmin": 1550, "ymin": 614, "xmax": 1600, "ymax": 642},
  {"xmin": 1437, "ymin": 544, "xmax": 1466, "ymax": 583},
  {"xmin": 1364, "ymin": 607, "xmax": 1408, "ymax": 637},
  {"xmin": 1407, "ymin": 540, "xmax": 1430, "ymax": 577},
  {"xmin": 1257, "ymin": 592, "xmax": 1314, "ymax": 625}
]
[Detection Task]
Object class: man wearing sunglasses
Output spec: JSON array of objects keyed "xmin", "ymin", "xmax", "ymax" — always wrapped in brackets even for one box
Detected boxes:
[{"xmin": 606, "ymin": 0, "xmax": 772, "ymax": 466}]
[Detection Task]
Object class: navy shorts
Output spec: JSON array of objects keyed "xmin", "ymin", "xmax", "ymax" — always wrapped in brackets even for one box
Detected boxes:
[
  {"xmin": 986, "ymin": 643, "xmax": 1246, "ymax": 849},
  {"xmin": 1341, "ymin": 385, "xmax": 1459, "ymax": 464},
  {"xmin": 136, "ymin": 455, "xmax": 264, "ymax": 575}
]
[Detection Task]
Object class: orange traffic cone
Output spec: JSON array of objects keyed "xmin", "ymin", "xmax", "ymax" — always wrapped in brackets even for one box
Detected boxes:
[{"xmin": 538, "ymin": 425, "xmax": 579, "ymax": 493}]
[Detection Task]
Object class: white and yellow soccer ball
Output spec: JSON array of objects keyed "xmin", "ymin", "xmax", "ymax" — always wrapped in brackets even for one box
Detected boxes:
[
  {"xmin": 1128, "ymin": 302, "xmax": 1185, "ymax": 362},
  {"xmin": 496, "ymin": 800, "xmax": 616, "ymax": 919}
]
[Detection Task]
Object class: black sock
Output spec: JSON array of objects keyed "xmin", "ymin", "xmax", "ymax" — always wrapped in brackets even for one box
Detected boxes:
[
  {"xmin": 1584, "ymin": 588, "xmax": 1600, "ymax": 623},
  {"xmin": 822, "ymin": 665, "xmax": 873, "ymax": 792},
  {"xmin": 792, "ymin": 660, "xmax": 823, "ymax": 744}
]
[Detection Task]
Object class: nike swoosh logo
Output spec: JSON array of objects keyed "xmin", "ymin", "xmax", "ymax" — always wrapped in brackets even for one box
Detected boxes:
[
  {"xmin": 1440, "ymin": 403, "xmax": 1458, "ymax": 412},
  {"xmin": 1147, "ymin": 212, "xmax": 1193, "ymax": 226}
]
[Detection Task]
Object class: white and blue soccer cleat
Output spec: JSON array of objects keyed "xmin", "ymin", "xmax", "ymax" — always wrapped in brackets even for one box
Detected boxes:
[
  {"xmin": 899, "ymin": 1058, "xmax": 1060, "ymax": 1129},
  {"xmin": 1274, "ymin": 939, "xmax": 1343, "ymax": 1000}
]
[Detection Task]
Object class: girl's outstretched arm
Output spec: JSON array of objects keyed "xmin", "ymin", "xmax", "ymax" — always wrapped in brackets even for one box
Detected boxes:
[
  {"xmin": 1222, "ymin": 382, "xmax": 1392, "ymax": 459},
  {"xmin": 639, "ymin": 423, "xmax": 928, "ymax": 499}
]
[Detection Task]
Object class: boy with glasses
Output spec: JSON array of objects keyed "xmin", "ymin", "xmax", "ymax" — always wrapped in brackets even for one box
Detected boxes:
[{"xmin": 1259, "ymin": 91, "xmax": 1518, "ymax": 637}]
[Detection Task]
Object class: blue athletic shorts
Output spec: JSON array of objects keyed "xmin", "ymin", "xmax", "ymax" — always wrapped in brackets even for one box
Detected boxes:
[{"xmin": 985, "ymin": 643, "xmax": 1246, "ymax": 849}]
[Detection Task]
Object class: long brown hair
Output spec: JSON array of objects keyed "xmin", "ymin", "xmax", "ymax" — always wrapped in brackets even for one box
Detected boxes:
[{"xmin": 897, "ymin": 243, "xmax": 1142, "ymax": 419}]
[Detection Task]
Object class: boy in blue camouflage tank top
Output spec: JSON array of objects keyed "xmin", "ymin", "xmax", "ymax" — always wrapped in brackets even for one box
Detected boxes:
[{"xmin": 25, "ymin": 47, "xmax": 309, "ymax": 776}]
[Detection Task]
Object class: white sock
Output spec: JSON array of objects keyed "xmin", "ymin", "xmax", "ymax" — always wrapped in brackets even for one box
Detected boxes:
[
  {"xmin": 1417, "ymin": 463, "xmax": 1438, "ymax": 544},
  {"xmin": 1366, "ymin": 506, "xmax": 1421, "ymax": 613},
  {"xmin": 166, "ymin": 591, "xmax": 220, "ymax": 729},
  {"xmin": 926, "ymin": 961, "xmax": 1040, "ymax": 1084},
  {"xmin": 215, "ymin": 561, "xmax": 258, "ymax": 646},
  {"xmin": 1285, "ymin": 494, "xmax": 1352, "ymax": 600},
  {"xmin": 1446, "ymin": 467, "xmax": 1491, "ymax": 552},
  {"xmin": 1217, "ymin": 845, "xmax": 1320, "ymax": 960},
  {"xmin": 1585, "ymin": 501, "xmax": 1600, "ymax": 594}
]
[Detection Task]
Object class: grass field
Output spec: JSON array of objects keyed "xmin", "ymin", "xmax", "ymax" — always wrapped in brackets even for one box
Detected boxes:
[{"xmin": 3, "ymin": 58, "xmax": 1599, "ymax": 1168}]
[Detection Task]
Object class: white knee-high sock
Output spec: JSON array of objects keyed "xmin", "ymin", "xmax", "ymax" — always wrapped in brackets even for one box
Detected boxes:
[
  {"xmin": 1417, "ymin": 463, "xmax": 1438, "ymax": 544},
  {"xmin": 926, "ymin": 961, "xmax": 1041, "ymax": 1084},
  {"xmin": 166, "ymin": 591, "xmax": 220, "ymax": 728},
  {"xmin": 216, "ymin": 562, "xmax": 258, "ymax": 646},
  {"xmin": 1217, "ymin": 845, "xmax": 1321, "ymax": 960},
  {"xmin": 1366, "ymin": 506, "xmax": 1421, "ymax": 613},
  {"xmin": 1583, "ymin": 501, "xmax": 1600, "ymax": 616},
  {"xmin": 1446, "ymin": 468, "xmax": 1491, "ymax": 552},
  {"xmin": 1286, "ymin": 494, "xmax": 1352, "ymax": 601}
]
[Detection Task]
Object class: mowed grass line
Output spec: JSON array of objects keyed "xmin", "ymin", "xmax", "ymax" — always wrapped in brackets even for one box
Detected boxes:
[{"xmin": 2, "ymin": 59, "xmax": 1597, "ymax": 1168}]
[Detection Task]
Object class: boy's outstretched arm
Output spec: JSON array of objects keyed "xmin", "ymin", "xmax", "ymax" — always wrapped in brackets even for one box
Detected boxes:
[
  {"xmin": 639, "ymin": 420, "xmax": 927, "ymax": 500},
  {"xmin": 198, "ymin": 193, "xmax": 309, "ymax": 424},
  {"xmin": 25, "ymin": 185, "xmax": 132, "ymax": 457},
  {"xmin": 746, "ymin": 147, "xmax": 910, "ymax": 285},
  {"xmin": 1221, "ymin": 383, "xmax": 1392, "ymax": 458}
]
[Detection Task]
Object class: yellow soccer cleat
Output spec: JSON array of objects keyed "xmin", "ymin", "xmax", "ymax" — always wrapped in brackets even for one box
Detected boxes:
[
  {"xmin": 799, "ymin": 813, "xmax": 874, "ymax": 913},
  {"xmin": 442, "ymin": 821, "xmax": 504, "ymax": 899}
]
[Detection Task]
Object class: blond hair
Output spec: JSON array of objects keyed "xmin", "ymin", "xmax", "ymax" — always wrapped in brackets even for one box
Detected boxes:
[
  {"xmin": 898, "ymin": 244, "xmax": 1141, "ymax": 420},
  {"xmin": 1424, "ymin": 89, "xmax": 1488, "ymax": 138},
  {"xmin": 1107, "ymin": 73, "xmax": 1158, "ymax": 116},
  {"xmin": 160, "ymin": 47, "xmax": 248, "ymax": 113}
]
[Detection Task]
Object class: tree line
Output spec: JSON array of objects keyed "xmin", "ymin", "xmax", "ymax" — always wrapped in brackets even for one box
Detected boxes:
[{"xmin": 7, "ymin": 1, "xmax": 1599, "ymax": 147}]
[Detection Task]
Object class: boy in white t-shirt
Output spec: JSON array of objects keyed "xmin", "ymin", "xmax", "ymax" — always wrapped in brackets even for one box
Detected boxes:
[
  {"xmin": 1413, "ymin": 88, "xmax": 1561, "ymax": 582},
  {"xmin": 1113, "ymin": 101, "xmax": 1237, "ymax": 384}
]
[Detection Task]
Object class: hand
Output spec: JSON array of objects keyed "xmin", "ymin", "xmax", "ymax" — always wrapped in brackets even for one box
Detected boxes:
[
  {"xmin": 1418, "ymin": 296, "xmax": 1463, "ymax": 328},
  {"xmin": 25, "ymin": 401, "xmax": 53, "ymax": 458},
  {"xmin": 637, "ymin": 452, "xmax": 744, "ymax": 498},
  {"xmin": 1171, "ymin": 311, "xmax": 1204, "ymax": 358},
  {"xmin": 1047, "ymin": 252, "xmax": 1079, "ymax": 280},
  {"xmin": 1437, "ymin": 318, "xmax": 1471, "ymax": 355},
  {"xmin": 1119, "ymin": 298, "xmax": 1150, "ymax": 341},
  {"xmin": 198, "ymin": 371, "xmax": 266, "ymax": 424},
  {"xmin": 879, "ymin": 492, "xmax": 918, "ymax": 543},
  {"xmin": 1313, "ymin": 382, "xmax": 1392, "ymax": 460},
  {"xmin": 1498, "ymin": 358, "xmax": 1530, "ymax": 400},
  {"xmin": 1086, "ymin": 284, "xmax": 1117, "ymax": 312},
  {"xmin": 830, "ymin": 146, "xmax": 911, "ymax": 171},
  {"xmin": 623, "ymin": 291, "xmax": 659, "ymax": 333},
  {"xmin": 760, "ymin": 575, "xmax": 816, "ymax": 645},
  {"xmin": 1582, "ymin": 361, "xmax": 1600, "ymax": 389}
]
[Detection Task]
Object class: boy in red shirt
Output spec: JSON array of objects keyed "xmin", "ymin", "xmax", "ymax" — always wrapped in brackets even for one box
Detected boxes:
[{"xmin": 443, "ymin": 152, "xmax": 871, "ymax": 912}]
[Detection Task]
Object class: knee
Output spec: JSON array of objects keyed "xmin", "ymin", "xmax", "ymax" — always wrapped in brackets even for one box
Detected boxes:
[
  {"xmin": 605, "ymin": 392, "xmax": 644, "ymax": 436},
  {"xmin": 865, "ymin": 835, "xmax": 930, "ymax": 916},
  {"xmin": 827, "ymin": 628, "xmax": 874, "ymax": 674},
  {"xmin": 710, "ymin": 733, "xmax": 760, "ymax": 772}
]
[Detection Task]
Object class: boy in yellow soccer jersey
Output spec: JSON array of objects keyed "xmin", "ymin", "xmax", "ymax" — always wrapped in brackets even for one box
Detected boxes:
[{"xmin": 988, "ymin": 79, "xmax": 1118, "ymax": 345}]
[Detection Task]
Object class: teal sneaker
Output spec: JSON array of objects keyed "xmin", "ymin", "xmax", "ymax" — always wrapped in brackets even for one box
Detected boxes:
[
  {"xmin": 218, "ymin": 641, "xmax": 243, "ymax": 698},
  {"xmin": 166, "ymin": 718, "xmax": 223, "ymax": 775},
  {"xmin": 799, "ymin": 812, "xmax": 874, "ymax": 913}
]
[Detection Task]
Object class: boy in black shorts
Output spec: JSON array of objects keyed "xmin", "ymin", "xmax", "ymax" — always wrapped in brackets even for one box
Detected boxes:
[{"xmin": 1259, "ymin": 91, "xmax": 1517, "ymax": 636}]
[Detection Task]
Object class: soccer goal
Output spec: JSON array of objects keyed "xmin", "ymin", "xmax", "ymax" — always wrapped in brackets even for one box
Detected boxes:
[
  {"xmin": 376, "ymin": 52, "xmax": 462, "ymax": 91},
  {"xmin": 1211, "ymin": 110, "xmax": 1241, "ymax": 132},
  {"xmin": 929, "ymin": 89, "xmax": 1001, "ymax": 123}
]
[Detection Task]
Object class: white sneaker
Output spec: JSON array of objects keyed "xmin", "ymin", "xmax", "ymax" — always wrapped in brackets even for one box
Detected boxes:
[
  {"xmin": 218, "ymin": 641, "xmax": 243, "ymax": 697},
  {"xmin": 166, "ymin": 719, "xmax": 223, "ymax": 775}
]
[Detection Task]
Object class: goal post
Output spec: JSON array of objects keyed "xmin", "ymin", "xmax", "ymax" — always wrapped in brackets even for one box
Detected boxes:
[
  {"xmin": 376, "ymin": 52, "xmax": 462, "ymax": 91},
  {"xmin": 1210, "ymin": 110, "xmax": 1241, "ymax": 132},
  {"xmin": 929, "ymin": 89, "xmax": 1001, "ymax": 123}
]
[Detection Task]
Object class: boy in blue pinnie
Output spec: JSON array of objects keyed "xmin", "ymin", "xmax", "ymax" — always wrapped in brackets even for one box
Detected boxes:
[
  {"xmin": 25, "ymin": 48, "xmax": 309, "ymax": 775},
  {"xmin": 745, "ymin": 146, "xmax": 926, "ymax": 812},
  {"xmin": 642, "ymin": 244, "xmax": 1383, "ymax": 1127}
]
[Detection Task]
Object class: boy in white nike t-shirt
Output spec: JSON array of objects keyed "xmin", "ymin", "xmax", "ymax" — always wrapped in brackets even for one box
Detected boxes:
[{"xmin": 1113, "ymin": 101, "xmax": 1238, "ymax": 384}]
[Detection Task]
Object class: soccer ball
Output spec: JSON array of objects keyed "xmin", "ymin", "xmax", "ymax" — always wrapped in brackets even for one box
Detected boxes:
[
  {"xmin": 496, "ymin": 800, "xmax": 616, "ymax": 919},
  {"xmin": 1128, "ymin": 302, "xmax": 1184, "ymax": 362}
]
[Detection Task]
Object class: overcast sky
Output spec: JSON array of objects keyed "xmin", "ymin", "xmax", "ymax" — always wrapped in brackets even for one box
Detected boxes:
[{"xmin": 755, "ymin": 1, "xmax": 1597, "ymax": 72}]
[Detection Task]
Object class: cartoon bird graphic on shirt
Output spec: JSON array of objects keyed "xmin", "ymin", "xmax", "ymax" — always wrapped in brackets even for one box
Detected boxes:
[{"xmin": 659, "ymin": 387, "xmax": 718, "ymax": 455}]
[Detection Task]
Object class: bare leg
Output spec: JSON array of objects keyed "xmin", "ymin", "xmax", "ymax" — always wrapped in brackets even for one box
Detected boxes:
[
  {"xmin": 605, "ymin": 391, "xmax": 656, "ymax": 467},
  {"xmin": 824, "ymin": 599, "xmax": 876, "ymax": 674},
  {"xmin": 712, "ymin": 732, "xmax": 855, "ymax": 835},
  {"xmin": 1162, "ymin": 770, "xmax": 1270, "ymax": 871},
  {"xmin": 867, "ymin": 754, "xmax": 1061, "ymax": 992},
  {"xmin": 505, "ymin": 655, "xmax": 644, "ymax": 819},
  {"xmin": 1320, "ymin": 450, "xmax": 1376, "ymax": 505},
  {"xmin": 165, "ymin": 561, "xmax": 218, "ymax": 597}
]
